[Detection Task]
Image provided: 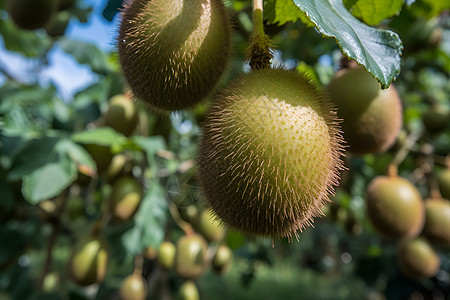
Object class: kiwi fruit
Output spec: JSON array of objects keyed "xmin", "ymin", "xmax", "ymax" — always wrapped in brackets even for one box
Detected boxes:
[
  {"xmin": 396, "ymin": 237, "xmax": 440, "ymax": 279},
  {"xmin": 68, "ymin": 236, "xmax": 108, "ymax": 286},
  {"xmin": 120, "ymin": 273, "xmax": 148, "ymax": 300},
  {"xmin": 42, "ymin": 272, "xmax": 60, "ymax": 293},
  {"xmin": 6, "ymin": 0, "xmax": 57, "ymax": 30},
  {"xmin": 326, "ymin": 67, "xmax": 402, "ymax": 155},
  {"xmin": 198, "ymin": 68, "xmax": 344, "ymax": 238},
  {"xmin": 104, "ymin": 94, "xmax": 139, "ymax": 137},
  {"xmin": 157, "ymin": 241, "xmax": 176, "ymax": 269},
  {"xmin": 423, "ymin": 198, "xmax": 450, "ymax": 246},
  {"xmin": 438, "ymin": 168, "xmax": 450, "ymax": 200},
  {"xmin": 175, "ymin": 234, "xmax": 208, "ymax": 279},
  {"xmin": 179, "ymin": 280, "xmax": 200, "ymax": 300},
  {"xmin": 83, "ymin": 143, "xmax": 114, "ymax": 174},
  {"xmin": 109, "ymin": 176, "xmax": 144, "ymax": 221},
  {"xmin": 212, "ymin": 244, "xmax": 233, "ymax": 274},
  {"xmin": 366, "ymin": 175, "xmax": 424, "ymax": 239},
  {"xmin": 198, "ymin": 210, "xmax": 226, "ymax": 242},
  {"xmin": 118, "ymin": 0, "xmax": 232, "ymax": 111}
]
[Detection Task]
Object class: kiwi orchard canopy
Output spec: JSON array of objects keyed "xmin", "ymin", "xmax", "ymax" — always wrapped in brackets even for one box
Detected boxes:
[
  {"xmin": 118, "ymin": 0, "xmax": 232, "ymax": 111},
  {"xmin": 198, "ymin": 69, "xmax": 344, "ymax": 239}
]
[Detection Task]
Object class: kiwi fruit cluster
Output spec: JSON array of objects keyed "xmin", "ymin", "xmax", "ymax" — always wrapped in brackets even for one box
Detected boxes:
[
  {"xmin": 118, "ymin": 0, "xmax": 232, "ymax": 111},
  {"xmin": 198, "ymin": 68, "xmax": 344, "ymax": 238},
  {"xmin": 326, "ymin": 67, "xmax": 402, "ymax": 155}
]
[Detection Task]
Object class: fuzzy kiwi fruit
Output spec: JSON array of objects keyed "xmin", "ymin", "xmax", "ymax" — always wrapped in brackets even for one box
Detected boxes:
[
  {"xmin": 120, "ymin": 273, "xmax": 148, "ymax": 300},
  {"xmin": 179, "ymin": 280, "xmax": 200, "ymax": 300},
  {"xmin": 396, "ymin": 237, "xmax": 440, "ymax": 279},
  {"xmin": 104, "ymin": 94, "xmax": 139, "ymax": 137},
  {"xmin": 175, "ymin": 234, "xmax": 208, "ymax": 279},
  {"xmin": 109, "ymin": 176, "xmax": 143, "ymax": 222},
  {"xmin": 366, "ymin": 175, "xmax": 424, "ymax": 239},
  {"xmin": 118, "ymin": 0, "xmax": 231, "ymax": 111},
  {"xmin": 6, "ymin": 0, "xmax": 57, "ymax": 30},
  {"xmin": 198, "ymin": 68, "xmax": 344, "ymax": 238},
  {"xmin": 212, "ymin": 244, "xmax": 233, "ymax": 274},
  {"xmin": 157, "ymin": 241, "xmax": 176, "ymax": 269},
  {"xmin": 326, "ymin": 67, "xmax": 402, "ymax": 155},
  {"xmin": 423, "ymin": 198, "xmax": 450, "ymax": 246},
  {"xmin": 68, "ymin": 236, "xmax": 108, "ymax": 286},
  {"xmin": 438, "ymin": 169, "xmax": 450, "ymax": 200},
  {"xmin": 198, "ymin": 210, "xmax": 226, "ymax": 242}
]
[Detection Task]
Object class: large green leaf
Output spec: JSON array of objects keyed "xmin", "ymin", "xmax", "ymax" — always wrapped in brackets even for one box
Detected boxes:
[
  {"xmin": 292, "ymin": 0, "xmax": 403, "ymax": 88},
  {"xmin": 122, "ymin": 181, "xmax": 168, "ymax": 255},
  {"xmin": 350, "ymin": 0, "xmax": 404, "ymax": 25},
  {"xmin": 265, "ymin": 0, "xmax": 314, "ymax": 26},
  {"xmin": 22, "ymin": 155, "xmax": 77, "ymax": 204},
  {"xmin": 72, "ymin": 127, "xmax": 127, "ymax": 149}
]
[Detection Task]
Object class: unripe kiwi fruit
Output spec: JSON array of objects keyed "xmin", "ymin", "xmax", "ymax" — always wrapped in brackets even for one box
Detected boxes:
[
  {"xmin": 396, "ymin": 237, "xmax": 440, "ymax": 279},
  {"xmin": 6, "ymin": 0, "xmax": 57, "ymax": 30},
  {"xmin": 366, "ymin": 175, "xmax": 424, "ymax": 239},
  {"xmin": 68, "ymin": 236, "xmax": 108, "ymax": 286},
  {"xmin": 83, "ymin": 143, "xmax": 113, "ymax": 174},
  {"xmin": 109, "ymin": 176, "xmax": 143, "ymax": 221},
  {"xmin": 198, "ymin": 68, "xmax": 344, "ymax": 238},
  {"xmin": 423, "ymin": 198, "xmax": 450, "ymax": 246},
  {"xmin": 120, "ymin": 273, "xmax": 148, "ymax": 300},
  {"xmin": 104, "ymin": 94, "xmax": 139, "ymax": 137},
  {"xmin": 118, "ymin": 0, "xmax": 232, "ymax": 111},
  {"xmin": 198, "ymin": 210, "xmax": 226, "ymax": 242},
  {"xmin": 326, "ymin": 67, "xmax": 402, "ymax": 155},
  {"xmin": 175, "ymin": 234, "xmax": 208, "ymax": 279},
  {"xmin": 212, "ymin": 244, "xmax": 233, "ymax": 274},
  {"xmin": 157, "ymin": 241, "xmax": 176, "ymax": 269},
  {"xmin": 438, "ymin": 169, "xmax": 450, "ymax": 200},
  {"xmin": 179, "ymin": 281, "xmax": 199, "ymax": 300}
]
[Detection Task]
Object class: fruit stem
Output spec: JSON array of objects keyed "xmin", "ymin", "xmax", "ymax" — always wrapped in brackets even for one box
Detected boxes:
[
  {"xmin": 390, "ymin": 130, "xmax": 421, "ymax": 168},
  {"xmin": 38, "ymin": 223, "xmax": 58, "ymax": 290},
  {"xmin": 247, "ymin": 0, "xmax": 273, "ymax": 69},
  {"xmin": 168, "ymin": 202, "xmax": 194, "ymax": 235},
  {"xmin": 133, "ymin": 254, "xmax": 144, "ymax": 276}
]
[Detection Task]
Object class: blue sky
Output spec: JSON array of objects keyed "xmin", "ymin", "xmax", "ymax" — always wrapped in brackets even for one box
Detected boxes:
[{"xmin": 0, "ymin": 0, "xmax": 118, "ymax": 100}]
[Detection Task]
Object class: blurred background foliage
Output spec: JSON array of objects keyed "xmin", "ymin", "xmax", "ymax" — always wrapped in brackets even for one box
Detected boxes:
[{"xmin": 0, "ymin": 0, "xmax": 449, "ymax": 299}]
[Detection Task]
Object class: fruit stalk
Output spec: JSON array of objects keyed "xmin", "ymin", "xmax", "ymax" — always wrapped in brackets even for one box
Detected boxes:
[
  {"xmin": 247, "ymin": 0, "xmax": 273, "ymax": 69},
  {"xmin": 169, "ymin": 202, "xmax": 194, "ymax": 235},
  {"xmin": 390, "ymin": 130, "xmax": 421, "ymax": 167}
]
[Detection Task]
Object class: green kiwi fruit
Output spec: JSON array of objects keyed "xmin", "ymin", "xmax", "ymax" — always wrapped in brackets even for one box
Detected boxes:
[
  {"xmin": 157, "ymin": 241, "xmax": 176, "ymax": 269},
  {"xmin": 109, "ymin": 176, "xmax": 143, "ymax": 221},
  {"xmin": 198, "ymin": 210, "xmax": 226, "ymax": 242},
  {"xmin": 45, "ymin": 10, "xmax": 70, "ymax": 37},
  {"xmin": 198, "ymin": 68, "xmax": 344, "ymax": 238},
  {"xmin": 396, "ymin": 237, "xmax": 440, "ymax": 279},
  {"xmin": 83, "ymin": 143, "xmax": 113, "ymax": 175},
  {"xmin": 68, "ymin": 236, "xmax": 108, "ymax": 286},
  {"xmin": 175, "ymin": 234, "xmax": 208, "ymax": 279},
  {"xmin": 118, "ymin": 0, "xmax": 232, "ymax": 111},
  {"xmin": 104, "ymin": 94, "xmax": 139, "ymax": 137},
  {"xmin": 120, "ymin": 273, "xmax": 148, "ymax": 300},
  {"xmin": 423, "ymin": 198, "xmax": 450, "ymax": 246},
  {"xmin": 366, "ymin": 175, "xmax": 424, "ymax": 239},
  {"xmin": 6, "ymin": 0, "xmax": 57, "ymax": 30},
  {"xmin": 179, "ymin": 280, "xmax": 200, "ymax": 300},
  {"xmin": 212, "ymin": 244, "xmax": 233, "ymax": 274},
  {"xmin": 42, "ymin": 272, "xmax": 60, "ymax": 293},
  {"xmin": 438, "ymin": 169, "xmax": 450, "ymax": 200},
  {"xmin": 326, "ymin": 67, "xmax": 402, "ymax": 155}
]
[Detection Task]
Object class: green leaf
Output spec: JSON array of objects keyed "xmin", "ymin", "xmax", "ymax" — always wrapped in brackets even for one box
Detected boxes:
[
  {"xmin": 58, "ymin": 38, "xmax": 111, "ymax": 74},
  {"xmin": 0, "ymin": 20, "xmax": 52, "ymax": 57},
  {"xmin": 72, "ymin": 127, "xmax": 127, "ymax": 149},
  {"xmin": 132, "ymin": 135, "xmax": 167, "ymax": 175},
  {"xmin": 22, "ymin": 156, "xmax": 77, "ymax": 204},
  {"xmin": 122, "ymin": 181, "xmax": 168, "ymax": 255},
  {"xmin": 265, "ymin": 0, "xmax": 314, "ymax": 26},
  {"xmin": 292, "ymin": 0, "xmax": 403, "ymax": 88},
  {"xmin": 350, "ymin": 0, "xmax": 403, "ymax": 25}
]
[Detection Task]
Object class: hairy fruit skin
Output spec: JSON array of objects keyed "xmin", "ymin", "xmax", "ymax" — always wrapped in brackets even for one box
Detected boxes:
[
  {"xmin": 118, "ymin": 0, "xmax": 231, "ymax": 111},
  {"xmin": 175, "ymin": 234, "xmax": 208, "ymax": 279},
  {"xmin": 198, "ymin": 69, "xmax": 344, "ymax": 238},
  {"xmin": 120, "ymin": 274, "xmax": 148, "ymax": 300},
  {"xmin": 423, "ymin": 198, "xmax": 450, "ymax": 246},
  {"xmin": 327, "ymin": 67, "xmax": 402, "ymax": 155},
  {"xmin": 68, "ymin": 236, "xmax": 108, "ymax": 286},
  {"xmin": 366, "ymin": 176, "xmax": 424, "ymax": 239},
  {"xmin": 6, "ymin": 0, "xmax": 57, "ymax": 30},
  {"xmin": 397, "ymin": 237, "xmax": 440, "ymax": 279}
]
